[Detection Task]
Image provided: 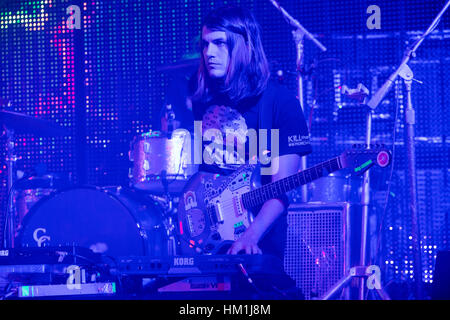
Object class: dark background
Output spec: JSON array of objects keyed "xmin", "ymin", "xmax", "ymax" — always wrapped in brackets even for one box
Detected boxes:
[{"xmin": 0, "ymin": 0, "xmax": 449, "ymax": 299}]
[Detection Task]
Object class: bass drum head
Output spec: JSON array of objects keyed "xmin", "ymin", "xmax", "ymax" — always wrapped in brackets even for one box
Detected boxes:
[{"xmin": 16, "ymin": 187, "xmax": 167, "ymax": 259}]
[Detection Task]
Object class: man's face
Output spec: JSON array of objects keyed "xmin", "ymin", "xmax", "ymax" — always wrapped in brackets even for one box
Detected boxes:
[{"xmin": 201, "ymin": 26, "xmax": 229, "ymax": 79}]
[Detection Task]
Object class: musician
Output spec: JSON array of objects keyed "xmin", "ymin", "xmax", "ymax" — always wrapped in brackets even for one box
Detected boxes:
[{"xmin": 191, "ymin": 6, "xmax": 312, "ymax": 260}]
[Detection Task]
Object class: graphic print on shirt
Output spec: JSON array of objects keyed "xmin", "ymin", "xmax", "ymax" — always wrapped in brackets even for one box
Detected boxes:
[{"xmin": 201, "ymin": 104, "xmax": 249, "ymax": 170}]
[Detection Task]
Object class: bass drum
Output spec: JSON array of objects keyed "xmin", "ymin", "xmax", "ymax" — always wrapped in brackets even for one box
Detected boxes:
[{"xmin": 16, "ymin": 186, "xmax": 168, "ymax": 259}]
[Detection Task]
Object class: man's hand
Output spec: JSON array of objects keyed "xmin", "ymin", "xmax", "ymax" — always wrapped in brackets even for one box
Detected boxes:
[
  {"xmin": 226, "ymin": 231, "xmax": 262, "ymax": 255},
  {"xmin": 226, "ymin": 154, "xmax": 302, "ymax": 255}
]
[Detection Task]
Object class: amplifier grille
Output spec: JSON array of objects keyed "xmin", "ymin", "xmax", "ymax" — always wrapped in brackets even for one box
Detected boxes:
[{"xmin": 284, "ymin": 203, "xmax": 350, "ymax": 300}]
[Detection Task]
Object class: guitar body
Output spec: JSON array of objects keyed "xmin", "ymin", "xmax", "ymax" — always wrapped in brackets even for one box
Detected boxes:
[
  {"xmin": 177, "ymin": 164, "xmax": 261, "ymax": 255},
  {"xmin": 176, "ymin": 147, "xmax": 391, "ymax": 256}
]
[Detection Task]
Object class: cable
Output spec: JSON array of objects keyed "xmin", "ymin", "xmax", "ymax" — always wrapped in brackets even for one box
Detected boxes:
[{"xmin": 236, "ymin": 263, "xmax": 269, "ymax": 298}]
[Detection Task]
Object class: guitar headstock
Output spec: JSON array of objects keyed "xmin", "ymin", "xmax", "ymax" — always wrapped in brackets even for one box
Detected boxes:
[{"xmin": 340, "ymin": 144, "xmax": 391, "ymax": 175}]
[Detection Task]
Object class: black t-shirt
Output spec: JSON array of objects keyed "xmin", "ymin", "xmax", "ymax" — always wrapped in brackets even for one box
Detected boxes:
[
  {"xmin": 192, "ymin": 80, "xmax": 312, "ymax": 175},
  {"xmin": 191, "ymin": 80, "xmax": 312, "ymax": 259}
]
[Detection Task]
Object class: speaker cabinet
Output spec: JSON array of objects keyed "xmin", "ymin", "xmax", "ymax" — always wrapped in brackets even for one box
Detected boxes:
[{"xmin": 284, "ymin": 202, "xmax": 351, "ymax": 300}]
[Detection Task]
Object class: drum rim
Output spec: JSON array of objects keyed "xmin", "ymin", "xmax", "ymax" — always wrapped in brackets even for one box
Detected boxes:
[{"xmin": 15, "ymin": 184, "xmax": 151, "ymax": 256}]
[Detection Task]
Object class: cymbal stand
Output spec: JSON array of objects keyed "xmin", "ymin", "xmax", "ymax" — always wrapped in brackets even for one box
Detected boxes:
[
  {"xmin": 3, "ymin": 127, "xmax": 18, "ymax": 248},
  {"xmin": 150, "ymin": 171, "xmax": 178, "ymax": 256},
  {"xmin": 163, "ymin": 193, "xmax": 178, "ymax": 257},
  {"xmin": 292, "ymin": 30, "xmax": 308, "ymax": 202}
]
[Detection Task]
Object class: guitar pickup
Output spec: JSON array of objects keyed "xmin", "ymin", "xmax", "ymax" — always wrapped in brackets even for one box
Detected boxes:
[
  {"xmin": 207, "ymin": 204, "xmax": 224, "ymax": 226},
  {"xmin": 213, "ymin": 202, "xmax": 224, "ymax": 224},
  {"xmin": 232, "ymin": 196, "xmax": 243, "ymax": 217}
]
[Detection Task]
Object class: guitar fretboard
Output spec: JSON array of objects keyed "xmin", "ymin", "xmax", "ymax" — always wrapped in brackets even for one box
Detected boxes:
[{"xmin": 241, "ymin": 157, "xmax": 342, "ymax": 209}]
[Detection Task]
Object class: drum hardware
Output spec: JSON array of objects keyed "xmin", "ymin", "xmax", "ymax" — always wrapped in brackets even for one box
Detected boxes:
[
  {"xmin": 4, "ymin": 127, "xmax": 19, "ymax": 249},
  {"xmin": 146, "ymin": 189, "xmax": 179, "ymax": 256},
  {"xmin": 0, "ymin": 110, "xmax": 70, "ymax": 137},
  {"xmin": 0, "ymin": 109, "xmax": 71, "ymax": 249}
]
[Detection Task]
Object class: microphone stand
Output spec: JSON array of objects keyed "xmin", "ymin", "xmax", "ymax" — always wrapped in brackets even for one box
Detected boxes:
[
  {"xmin": 366, "ymin": 0, "xmax": 450, "ymax": 300},
  {"xmin": 269, "ymin": 0, "xmax": 326, "ymax": 202}
]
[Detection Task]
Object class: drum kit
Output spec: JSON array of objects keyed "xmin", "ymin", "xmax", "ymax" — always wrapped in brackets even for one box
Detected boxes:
[
  {"xmin": 0, "ymin": 98, "xmax": 198, "ymax": 260},
  {"xmin": 0, "ymin": 57, "xmax": 360, "ymax": 263}
]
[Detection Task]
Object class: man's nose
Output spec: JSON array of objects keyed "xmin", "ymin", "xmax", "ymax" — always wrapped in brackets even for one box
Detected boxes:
[{"xmin": 205, "ymin": 43, "xmax": 217, "ymax": 58}]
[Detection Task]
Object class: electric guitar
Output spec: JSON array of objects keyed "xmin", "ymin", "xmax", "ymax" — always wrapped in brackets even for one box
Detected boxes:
[{"xmin": 177, "ymin": 146, "xmax": 391, "ymax": 255}]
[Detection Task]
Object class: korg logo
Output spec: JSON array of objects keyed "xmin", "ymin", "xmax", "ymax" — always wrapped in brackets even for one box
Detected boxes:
[{"xmin": 173, "ymin": 257, "xmax": 195, "ymax": 266}]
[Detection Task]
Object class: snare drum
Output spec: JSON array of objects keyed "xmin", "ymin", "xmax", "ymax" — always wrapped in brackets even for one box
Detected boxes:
[
  {"xmin": 16, "ymin": 186, "xmax": 168, "ymax": 258},
  {"xmin": 129, "ymin": 130, "xmax": 198, "ymax": 193}
]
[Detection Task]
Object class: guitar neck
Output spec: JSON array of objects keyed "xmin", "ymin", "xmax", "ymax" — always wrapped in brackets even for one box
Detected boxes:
[{"xmin": 241, "ymin": 156, "xmax": 342, "ymax": 209}]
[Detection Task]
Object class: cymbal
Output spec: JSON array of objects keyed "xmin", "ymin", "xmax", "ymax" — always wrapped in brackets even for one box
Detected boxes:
[{"xmin": 0, "ymin": 110, "xmax": 70, "ymax": 136}]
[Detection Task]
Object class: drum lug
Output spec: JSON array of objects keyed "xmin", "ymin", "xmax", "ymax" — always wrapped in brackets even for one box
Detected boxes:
[
  {"xmin": 128, "ymin": 168, "xmax": 133, "ymax": 179},
  {"xmin": 143, "ymin": 142, "xmax": 150, "ymax": 153}
]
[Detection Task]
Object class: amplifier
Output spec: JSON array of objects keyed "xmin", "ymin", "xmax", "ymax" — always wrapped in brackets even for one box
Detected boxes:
[{"xmin": 284, "ymin": 202, "xmax": 351, "ymax": 300}]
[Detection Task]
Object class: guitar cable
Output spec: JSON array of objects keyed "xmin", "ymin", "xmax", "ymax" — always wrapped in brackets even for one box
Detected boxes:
[
  {"xmin": 238, "ymin": 263, "xmax": 254, "ymax": 285},
  {"xmin": 237, "ymin": 262, "xmax": 263, "ymax": 296},
  {"xmin": 237, "ymin": 262, "xmax": 292, "ymax": 299}
]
